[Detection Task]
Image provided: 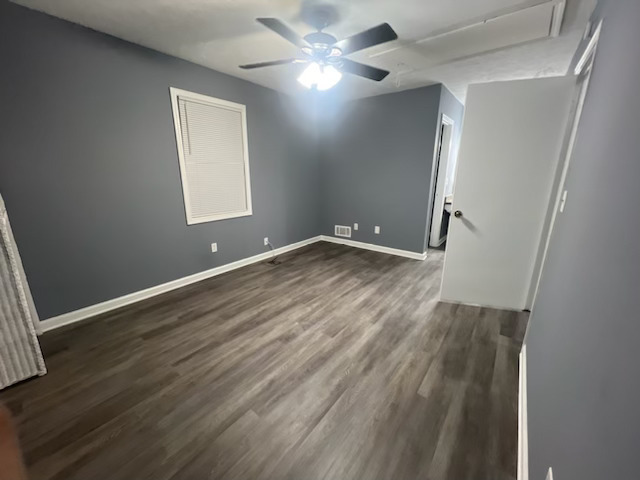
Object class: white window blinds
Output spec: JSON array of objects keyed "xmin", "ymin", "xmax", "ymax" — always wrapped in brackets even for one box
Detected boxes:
[{"xmin": 170, "ymin": 88, "xmax": 252, "ymax": 224}]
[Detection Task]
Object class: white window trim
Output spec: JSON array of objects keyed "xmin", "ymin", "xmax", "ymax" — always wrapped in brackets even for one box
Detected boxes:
[{"xmin": 169, "ymin": 87, "xmax": 253, "ymax": 225}]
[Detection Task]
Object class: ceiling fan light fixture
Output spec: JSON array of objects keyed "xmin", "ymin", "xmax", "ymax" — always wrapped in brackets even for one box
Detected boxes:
[
  {"xmin": 297, "ymin": 62, "xmax": 321, "ymax": 89},
  {"xmin": 242, "ymin": 18, "xmax": 396, "ymax": 85},
  {"xmin": 298, "ymin": 63, "xmax": 342, "ymax": 91},
  {"xmin": 317, "ymin": 65, "xmax": 342, "ymax": 91}
]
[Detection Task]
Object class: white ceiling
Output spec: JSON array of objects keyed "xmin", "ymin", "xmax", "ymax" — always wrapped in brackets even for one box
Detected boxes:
[{"xmin": 12, "ymin": 0, "xmax": 596, "ymax": 103}]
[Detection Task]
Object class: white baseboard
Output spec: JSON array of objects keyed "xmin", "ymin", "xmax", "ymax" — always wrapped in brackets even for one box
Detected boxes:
[
  {"xmin": 518, "ymin": 345, "xmax": 529, "ymax": 480},
  {"xmin": 41, "ymin": 235, "xmax": 427, "ymax": 333},
  {"xmin": 41, "ymin": 236, "xmax": 322, "ymax": 333},
  {"xmin": 320, "ymin": 235, "xmax": 427, "ymax": 261}
]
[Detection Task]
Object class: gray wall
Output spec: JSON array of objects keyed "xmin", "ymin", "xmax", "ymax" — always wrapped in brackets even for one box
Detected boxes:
[
  {"xmin": 0, "ymin": 1, "xmax": 320, "ymax": 320},
  {"xmin": 318, "ymin": 85, "xmax": 447, "ymax": 253},
  {"xmin": 526, "ymin": 1, "xmax": 640, "ymax": 478}
]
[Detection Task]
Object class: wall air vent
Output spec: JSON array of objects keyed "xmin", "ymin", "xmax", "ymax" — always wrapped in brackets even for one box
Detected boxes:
[{"xmin": 335, "ymin": 225, "xmax": 352, "ymax": 238}]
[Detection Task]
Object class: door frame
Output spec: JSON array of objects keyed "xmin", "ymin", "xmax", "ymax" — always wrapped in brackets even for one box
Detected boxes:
[
  {"xmin": 527, "ymin": 20, "xmax": 602, "ymax": 309},
  {"xmin": 428, "ymin": 113, "xmax": 455, "ymax": 248}
]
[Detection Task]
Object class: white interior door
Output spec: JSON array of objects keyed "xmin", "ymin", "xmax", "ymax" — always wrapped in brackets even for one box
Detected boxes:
[
  {"xmin": 429, "ymin": 117, "xmax": 454, "ymax": 247},
  {"xmin": 440, "ymin": 77, "xmax": 575, "ymax": 310}
]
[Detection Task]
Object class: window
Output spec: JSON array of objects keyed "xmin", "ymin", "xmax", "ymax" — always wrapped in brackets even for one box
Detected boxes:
[{"xmin": 169, "ymin": 87, "xmax": 252, "ymax": 225}]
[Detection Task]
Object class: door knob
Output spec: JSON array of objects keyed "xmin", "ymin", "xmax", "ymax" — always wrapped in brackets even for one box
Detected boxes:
[{"xmin": 454, "ymin": 210, "xmax": 463, "ymax": 218}]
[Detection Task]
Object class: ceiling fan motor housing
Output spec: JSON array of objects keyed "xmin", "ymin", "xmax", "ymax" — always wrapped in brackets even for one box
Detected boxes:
[
  {"xmin": 304, "ymin": 31, "xmax": 337, "ymax": 46},
  {"xmin": 303, "ymin": 32, "xmax": 342, "ymax": 62}
]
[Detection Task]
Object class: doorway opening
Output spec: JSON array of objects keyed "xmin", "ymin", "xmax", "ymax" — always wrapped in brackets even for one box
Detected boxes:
[{"xmin": 429, "ymin": 114, "xmax": 455, "ymax": 249}]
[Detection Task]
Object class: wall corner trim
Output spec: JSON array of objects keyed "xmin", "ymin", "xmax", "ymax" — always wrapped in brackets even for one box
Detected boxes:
[
  {"xmin": 40, "ymin": 235, "xmax": 426, "ymax": 334},
  {"xmin": 518, "ymin": 344, "xmax": 529, "ymax": 480},
  {"xmin": 320, "ymin": 235, "xmax": 428, "ymax": 260},
  {"xmin": 41, "ymin": 236, "xmax": 322, "ymax": 333}
]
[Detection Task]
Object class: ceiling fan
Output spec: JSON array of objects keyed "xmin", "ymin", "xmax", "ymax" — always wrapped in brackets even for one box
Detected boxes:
[{"xmin": 239, "ymin": 18, "xmax": 398, "ymax": 91}]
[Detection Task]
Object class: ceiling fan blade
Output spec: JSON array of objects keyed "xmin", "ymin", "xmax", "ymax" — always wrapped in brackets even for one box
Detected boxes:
[
  {"xmin": 333, "ymin": 23, "xmax": 398, "ymax": 55},
  {"xmin": 256, "ymin": 18, "xmax": 308, "ymax": 48},
  {"xmin": 239, "ymin": 59, "xmax": 306, "ymax": 69},
  {"xmin": 339, "ymin": 59, "xmax": 390, "ymax": 81}
]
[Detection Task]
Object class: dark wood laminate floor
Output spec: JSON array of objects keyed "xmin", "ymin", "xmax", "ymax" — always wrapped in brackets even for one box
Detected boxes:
[{"xmin": 1, "ymin": 242, "xmax": 527, "ymax": 480}]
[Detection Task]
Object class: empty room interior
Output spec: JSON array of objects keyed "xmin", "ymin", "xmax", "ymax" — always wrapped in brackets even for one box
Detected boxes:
[{"xmin": 1, "ymin": 0, "xmax": 639, "ymax": 479}]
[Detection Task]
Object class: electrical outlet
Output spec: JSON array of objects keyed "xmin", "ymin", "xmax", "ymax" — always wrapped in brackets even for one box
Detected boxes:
[
  {"xmin": 354, "ymin": 223, "xmax": 359, "ymax": 231},
  {"xmin": 211, "ymin": 242, "xmax": 218, "ymax": 253},
  {"xmin": 374, "ymin": 226, "xmax": 381, "ymax": 234},
  {"xmin": 264, "ymin": 237, "xmax": 269, "ymax": 246}
]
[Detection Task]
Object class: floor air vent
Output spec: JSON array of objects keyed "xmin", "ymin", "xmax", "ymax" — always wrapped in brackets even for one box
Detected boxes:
[{"xmin": 335, "ymin": 225, "xmax": 352, "ymax": 238}]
